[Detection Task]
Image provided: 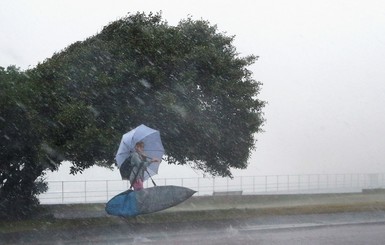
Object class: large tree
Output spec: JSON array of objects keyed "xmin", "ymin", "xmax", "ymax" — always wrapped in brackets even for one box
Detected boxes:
[
  {"xmin": 0, "ymin": 12, "xmax": 264, "ymax": 219},
  {"xmin": 0, "ymin": 66, "xmax": 48, "ymax": 219},
  {"xmin": 33, "ymin": 12, "xmax": 265, "ymax": 177}
]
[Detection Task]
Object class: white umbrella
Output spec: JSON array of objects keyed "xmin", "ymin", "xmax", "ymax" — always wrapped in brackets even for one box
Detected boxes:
[{"xmin": 115, "ymin": 124, "xmax": 164, "ymax": 180}]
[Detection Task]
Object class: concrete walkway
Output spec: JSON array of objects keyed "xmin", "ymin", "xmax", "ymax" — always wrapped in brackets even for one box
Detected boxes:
[{"xmin": 46, "ymin": 191, "xmax": 385, "ymax": 219}]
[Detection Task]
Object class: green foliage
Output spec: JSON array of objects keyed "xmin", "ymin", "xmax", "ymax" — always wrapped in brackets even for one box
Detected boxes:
[
  {"xmin": 32, "ymin": 12, "xmax": 265, "ymax": 176},
  {"xmin": 0, "ymin": 66, "xmax": 48, "ymax": 220}
]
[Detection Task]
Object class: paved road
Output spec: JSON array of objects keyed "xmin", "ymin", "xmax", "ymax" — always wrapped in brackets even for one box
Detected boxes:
[{"xmin": 98, "ymin": 211, "xmax": 385, "ymax": 245}]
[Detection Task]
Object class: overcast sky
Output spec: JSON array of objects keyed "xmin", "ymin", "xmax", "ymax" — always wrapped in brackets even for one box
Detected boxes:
[{"xmin": 2, "ymin": 0, "xmax": 385, "ymax": 180}]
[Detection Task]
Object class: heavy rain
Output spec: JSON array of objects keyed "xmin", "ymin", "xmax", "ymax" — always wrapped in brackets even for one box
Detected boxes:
[{"xmin": 2, "ymin": 0, "xmax": 385, "ymax": 244}]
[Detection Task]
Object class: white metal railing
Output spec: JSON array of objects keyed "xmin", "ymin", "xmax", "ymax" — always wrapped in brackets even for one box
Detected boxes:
[{"xmin": 38, "ymin": 173, "xmax": 385, "ymax": 204}]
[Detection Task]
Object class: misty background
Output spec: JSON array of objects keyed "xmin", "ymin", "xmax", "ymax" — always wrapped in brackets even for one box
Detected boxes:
[{"xmin": 1, "ymin": 0, "xmax": 385, "ymax": 181}]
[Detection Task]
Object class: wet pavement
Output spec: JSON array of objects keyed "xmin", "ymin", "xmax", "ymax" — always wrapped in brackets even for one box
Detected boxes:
[{"xmin": 3, "ymin": 210, "xmax": 385, "ymax": 244}]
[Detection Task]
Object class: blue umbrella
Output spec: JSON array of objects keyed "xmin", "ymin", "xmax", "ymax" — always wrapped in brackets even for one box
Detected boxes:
[{"xmin": 115, "ymin": 124, "xmax": 164, "ymax": 180}]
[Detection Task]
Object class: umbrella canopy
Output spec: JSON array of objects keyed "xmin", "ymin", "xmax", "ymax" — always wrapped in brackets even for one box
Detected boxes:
[{"xmin": 115, "ymin": 124, "xmax": 164, "ymax": 180}]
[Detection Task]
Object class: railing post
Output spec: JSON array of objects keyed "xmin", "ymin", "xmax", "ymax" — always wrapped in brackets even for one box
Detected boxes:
[
  {"xmin": 265, "ymin": 176, "xmax": 267, "ymax": 192},
  {"xmin": 197, "ymin": 177, "xmax": 200, "ymax": 196},
  {"xmin": 298, "ymin": 175, "xmax": 300, "ymax": 191},
  {"xmin": 106, "ymin": 180, "xmax": 109, "ymax": 201},
  {"xmin": 253, "ymin": 176, "xmax": 255, "ymax": 193},
  {"xmin": 276, "ymin": 175, "xmax": 279, "ymax": 191},
  {"xmin": 62, "ymin": 181, "xmax": 64, "ymax": 204},
  {"xmin": 317, "ymin": 174, "xmax": 320, "ymax": 190},
  {"xmin": 287, "ymin": 175, "xmax": 290, "ymax": 191},
  {"xmin": 240, "ymin": 176, "xmax": 243, "ymax": 192}
]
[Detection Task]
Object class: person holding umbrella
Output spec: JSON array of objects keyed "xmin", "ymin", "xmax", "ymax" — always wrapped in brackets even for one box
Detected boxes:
[
  {"xmin": 116, "ymin": 124, "xmax": 164, "ymax": 190},
  {"xmin": 120, "ymin": 141, "xmax": 159, "ymax": 191}
]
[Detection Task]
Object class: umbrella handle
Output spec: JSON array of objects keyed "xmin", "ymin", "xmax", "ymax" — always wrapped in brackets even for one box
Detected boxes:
[{"xmin": 145, "ymin": 168, "xmax": 157, "ymax": 187}]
